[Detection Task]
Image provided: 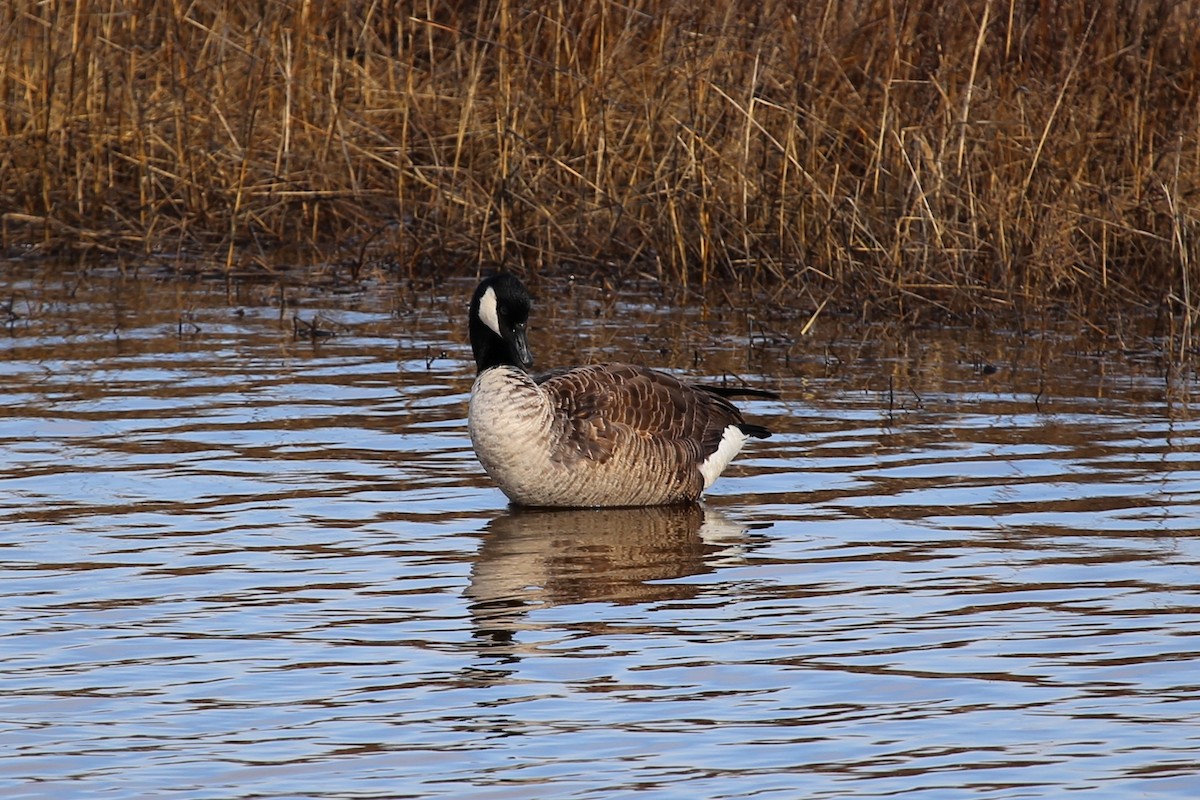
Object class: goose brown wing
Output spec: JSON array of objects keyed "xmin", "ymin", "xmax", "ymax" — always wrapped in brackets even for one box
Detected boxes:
[{"xmin": 538, "ymin": 363, "xmax": 747, "ymax": 465}]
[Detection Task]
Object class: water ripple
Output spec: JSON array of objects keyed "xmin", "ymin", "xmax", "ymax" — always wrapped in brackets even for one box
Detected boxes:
[{"xmin": 1, "ymin": 270, "xmax": 1198, "ymax": 798}]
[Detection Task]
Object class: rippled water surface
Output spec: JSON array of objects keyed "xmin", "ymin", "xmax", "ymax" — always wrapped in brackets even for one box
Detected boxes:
[{"xmin": 3, "ymin": 267, "xmax": 1199, "ymax": 799}]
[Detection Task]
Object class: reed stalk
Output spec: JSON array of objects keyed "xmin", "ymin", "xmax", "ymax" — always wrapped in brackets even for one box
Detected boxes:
[{"xmin": 1, "ymin": 0, "xmax": 1198, "ymax": 323}]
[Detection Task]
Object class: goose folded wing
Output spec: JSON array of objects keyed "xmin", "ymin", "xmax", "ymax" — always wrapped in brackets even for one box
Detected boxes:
[{"xmin": 539, "ymin": 363, "xmax": 748, "ymax": 465}]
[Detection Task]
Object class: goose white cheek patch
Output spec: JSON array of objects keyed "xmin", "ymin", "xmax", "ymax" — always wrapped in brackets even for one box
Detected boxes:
[{"xmin": 478, "ymin": 287, "xmax": 502, "ymax": 336}]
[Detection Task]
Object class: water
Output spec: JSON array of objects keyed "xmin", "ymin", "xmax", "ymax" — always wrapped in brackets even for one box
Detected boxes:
[{"xmin": 2, "ymin": 266, "xmax": 1199, "ymax": 799}]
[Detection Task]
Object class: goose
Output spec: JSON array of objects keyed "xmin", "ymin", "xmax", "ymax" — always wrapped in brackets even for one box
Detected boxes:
[{"xmin": 467, "ymin": 273, "xmax": 775, "ymax": 507}]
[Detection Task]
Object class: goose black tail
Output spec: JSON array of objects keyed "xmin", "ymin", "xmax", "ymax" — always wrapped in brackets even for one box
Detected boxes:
[
  {"xmin": 704, "ymin": 385, "xmax": 779, "ymax": 401},
  {"xmin": 738, "ymin": 423, "xmax": 772, "ymax": 439}
]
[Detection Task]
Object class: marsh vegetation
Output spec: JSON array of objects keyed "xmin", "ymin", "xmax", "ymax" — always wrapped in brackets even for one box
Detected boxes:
[{"xmin": 2, "ymin": 0, "xmax": 1199, "ymax": 328}]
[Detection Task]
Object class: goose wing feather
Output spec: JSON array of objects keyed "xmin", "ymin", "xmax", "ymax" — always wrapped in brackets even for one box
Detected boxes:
[{"xmin": 538, "ymin": 363, "xmax": 748, "ymax": 467}]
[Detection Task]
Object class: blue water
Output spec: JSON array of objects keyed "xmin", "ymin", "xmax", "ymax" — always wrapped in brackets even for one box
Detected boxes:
[{"xmin": 2, "ymin": 268, "xmax": 1198, "ymax": 798}]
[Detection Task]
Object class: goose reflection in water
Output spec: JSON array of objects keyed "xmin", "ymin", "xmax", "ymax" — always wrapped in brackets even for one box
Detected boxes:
[{"xmin": 466, "ymin": 505, "xmax": 761, "ymax": 652}]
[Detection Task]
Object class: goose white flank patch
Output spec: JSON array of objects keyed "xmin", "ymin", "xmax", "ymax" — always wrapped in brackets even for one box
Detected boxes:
[{"xmin": 466, "ymin": 274, "xmax": 776, "ymax": 507}]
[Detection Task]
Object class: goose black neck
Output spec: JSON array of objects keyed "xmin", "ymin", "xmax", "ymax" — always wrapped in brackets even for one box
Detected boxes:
[{"xmin": 469, "ymin": 274, "xmax": 534, "ymax": 374}]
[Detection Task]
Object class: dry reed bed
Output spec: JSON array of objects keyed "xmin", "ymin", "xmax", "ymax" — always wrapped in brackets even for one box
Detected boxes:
[{"xmin": 2, "ymin": 0, "xmax": 1199, "ymax": 324}]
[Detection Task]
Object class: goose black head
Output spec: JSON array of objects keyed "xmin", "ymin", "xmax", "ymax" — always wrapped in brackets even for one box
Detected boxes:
[{"xmin": 469, "ymin": 274, "xmax": 534, "ymax": 373}]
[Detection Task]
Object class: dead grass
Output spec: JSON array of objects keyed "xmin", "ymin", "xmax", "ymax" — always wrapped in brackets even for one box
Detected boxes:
[{"xmin": 2, "ymin": 0, "xmax": 1199, "ymax": 324}]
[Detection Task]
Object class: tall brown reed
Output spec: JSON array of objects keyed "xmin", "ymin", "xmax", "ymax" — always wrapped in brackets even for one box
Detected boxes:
[{"xmin": 1, "ymin": 0, "xmax": 1198, "ymax": 322}]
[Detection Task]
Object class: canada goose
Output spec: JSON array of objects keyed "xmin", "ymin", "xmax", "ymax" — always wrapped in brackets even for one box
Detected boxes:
[{"xmin": 467, "ymin": 273, "xmax": 775, "ymax": 507}]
